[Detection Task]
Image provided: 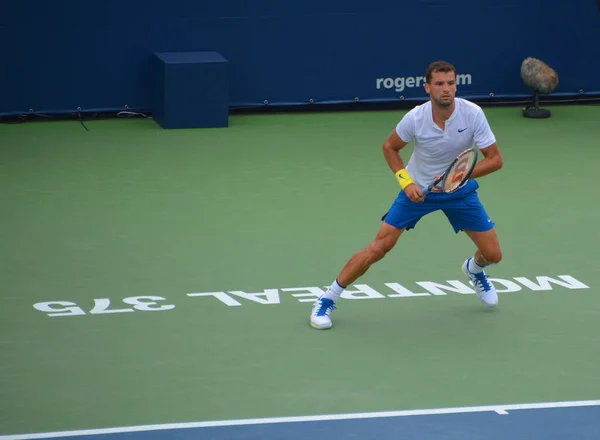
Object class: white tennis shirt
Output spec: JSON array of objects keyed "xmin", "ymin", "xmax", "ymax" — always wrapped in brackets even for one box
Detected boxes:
[{"xmin": 395, "ymin": 97, "xmax": 496, "ymax": 189}]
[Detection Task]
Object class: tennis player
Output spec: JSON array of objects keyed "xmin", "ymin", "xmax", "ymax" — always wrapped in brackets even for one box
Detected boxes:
[{"xmin": 311, "ymin": 61, "xmax": 504, "ymax": 330}]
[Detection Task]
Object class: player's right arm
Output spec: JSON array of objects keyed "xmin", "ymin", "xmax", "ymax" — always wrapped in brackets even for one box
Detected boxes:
[{"xmin": 382, "ymin": 130, "xmax": 424, "ymax": 203}]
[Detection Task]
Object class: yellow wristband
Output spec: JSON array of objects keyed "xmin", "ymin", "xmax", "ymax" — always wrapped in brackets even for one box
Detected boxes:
[{"xmin": 395, "ymin": 169, "xmax": 414, "ymax": 190}]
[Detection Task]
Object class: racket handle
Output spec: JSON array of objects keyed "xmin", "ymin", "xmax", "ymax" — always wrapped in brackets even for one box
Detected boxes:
[{"xmin": 424, "ymin": 174, "xmax": 444, "ymax": 196}]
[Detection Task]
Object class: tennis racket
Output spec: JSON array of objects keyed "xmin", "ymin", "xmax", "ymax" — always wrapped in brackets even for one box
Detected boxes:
[{"xmin": 423, "ymin": 148, "xmax": 478, "ymax": 195}]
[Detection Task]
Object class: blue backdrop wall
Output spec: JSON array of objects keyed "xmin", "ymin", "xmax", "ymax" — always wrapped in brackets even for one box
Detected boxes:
[{"xmin": 2, "ymin": 0, "xmax": 599, "ymax": 116}]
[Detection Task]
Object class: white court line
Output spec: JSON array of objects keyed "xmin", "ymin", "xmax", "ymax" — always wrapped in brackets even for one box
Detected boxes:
[{"xmin": 2, "ymin": 399, "xmax": 600, "ymax": 440}]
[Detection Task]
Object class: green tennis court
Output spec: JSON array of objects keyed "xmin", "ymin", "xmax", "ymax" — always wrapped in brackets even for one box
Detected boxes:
[{"xmin": 1, "ymin": 104, "xmax": 599, "ymax": 438}]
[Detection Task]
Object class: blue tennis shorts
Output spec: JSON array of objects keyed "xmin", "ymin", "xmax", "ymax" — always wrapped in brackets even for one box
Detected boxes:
[{"xmin": 382, "ymin": 180, "xmax": 495, "ymax": 233}]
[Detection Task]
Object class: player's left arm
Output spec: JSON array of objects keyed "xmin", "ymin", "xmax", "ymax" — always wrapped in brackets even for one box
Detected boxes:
[
  {"xmin": 469, "ymin": 108, "xmax": 503, "ymax": 179},
  {"xmin": 470, "ymin": 142, "xmax": 503, "ymax": 179}
]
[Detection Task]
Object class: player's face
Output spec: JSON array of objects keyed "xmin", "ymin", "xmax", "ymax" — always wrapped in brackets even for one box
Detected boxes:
[{"xmin": 425, "ymin": 71, "xmax": 457, "ymax": 108}]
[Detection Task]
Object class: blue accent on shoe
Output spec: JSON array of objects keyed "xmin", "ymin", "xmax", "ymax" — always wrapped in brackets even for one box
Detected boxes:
[
  {"xmin": 468, "ymin": 263, "xmax": 493, "ymax": 292},
  {"xmin": 316, "ymin": 297, "xmax": 336, "ymax": 316}
]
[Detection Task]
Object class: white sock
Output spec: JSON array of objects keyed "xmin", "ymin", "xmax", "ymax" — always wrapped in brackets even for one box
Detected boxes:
[
  {"xmin": 468, "ymin": 257, "xmax": 485, "ymax": 274},
  {"xmin": 322, "ymin": 279, "xmax": 345, "ymax": 302}
]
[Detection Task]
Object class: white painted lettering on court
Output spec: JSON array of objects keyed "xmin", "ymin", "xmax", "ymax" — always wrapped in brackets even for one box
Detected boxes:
[
  {"xmin": 487, "ymin": 278, "xmax": 522, "ymax": 293},
  {"xmin": 32, "ymin": 275, "xmax": 591, "ymax": 316},
  {"xmin": 513, "ymin": 276, "xmax": 589, "ymax": 291},
  {"xmin": 385, "ymin": 283, "xmax": 430, "ymax": 297},
  {"xmin": 33, "ymin": 296, "xmax": 176, "ymax": 316},
  {"xmin": 187, "ymin": 292, "xmax": 242, "ymax": 306},
  {"xmin": 123, "ymin": 296, "xmax": 176, "ymax": 311},
  {"xmin": 340, "ymin": 284, "xmax": 386, "ymax": 300},
  {"xmin": 415, "ymin": 280, "xmax": 475, "ymax": 296},
  {"xmin": 33, "ymin": 301, "xmax": 87, "ymax": 317},
  {"xmin": 89, "ymin": 298, "xmax": 134, "ymax": 315},
  {"xmin": 280, "ymin": 287, "xmax": 325, "ymax": 303},
  {"xmin": 228, "ymin": 289, "xmax": 281, "ymax": 305}
]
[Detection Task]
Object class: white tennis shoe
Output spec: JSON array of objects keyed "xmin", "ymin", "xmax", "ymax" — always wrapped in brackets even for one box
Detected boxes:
[
  {"xmin": 310, "ymin": 296, "xmax": 336, "ymax": 329},
  {"xmin": 462, "ymin": 258, "xmax": 498, "ymax": 308}
]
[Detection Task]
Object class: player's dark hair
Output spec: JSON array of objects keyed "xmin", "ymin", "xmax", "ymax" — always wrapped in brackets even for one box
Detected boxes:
[{"xmin": 426, "ymin": 61, "xmax": 456, "ymax": 83}]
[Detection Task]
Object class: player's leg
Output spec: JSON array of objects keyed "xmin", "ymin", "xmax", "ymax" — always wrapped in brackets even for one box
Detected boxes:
[
  {"xmin": 464, "ymin": 228, "xmax": 502, "ymax": 267},
  {"xmin": 462, "ymin": 228, "xmax": 501, "ymax": 308},
  {"xmin": 310, "ymin": 222, "xmax": 403, "ymax": 330},
  {"xmin": 338, "ymin": 221, "xmax": 404, "ymax": 287},
  {"xmin": 441, "ymin": 191, "xmax": 501, "ymax": 308},
  {"xmin": 310, "ymin": 191, "xmax": 434, "ymax": 329}
]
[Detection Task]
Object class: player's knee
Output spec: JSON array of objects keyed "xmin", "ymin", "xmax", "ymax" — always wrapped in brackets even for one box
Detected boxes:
[
  {"xmin": 483, "ymin": 249, "xmax": 502, "ymax": 264},
  {"xmin": 366, "ymin": 241, "xmax": 393, "ymax": 264},
  {"xmin": 365, "ymin": 247, "xmax": 386, "ymax": 264}
]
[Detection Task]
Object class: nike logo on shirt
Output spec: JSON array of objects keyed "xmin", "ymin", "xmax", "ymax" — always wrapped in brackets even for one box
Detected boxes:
[{"xmin": 458, "ymin": 127, "xmax": 468, "ymax": 133}]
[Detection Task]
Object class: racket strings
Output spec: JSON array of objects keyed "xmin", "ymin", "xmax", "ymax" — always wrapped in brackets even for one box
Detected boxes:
[{"xmin": 442, "ymin": 152, "xmax": 477, "ymax": 192}]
